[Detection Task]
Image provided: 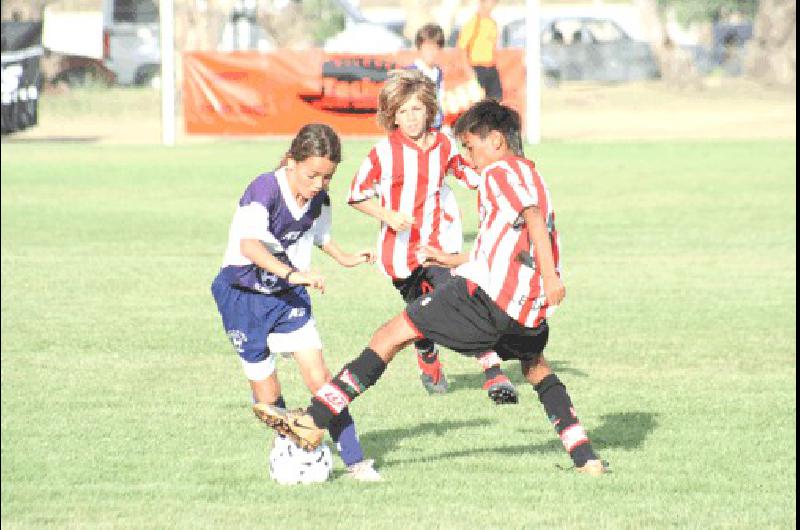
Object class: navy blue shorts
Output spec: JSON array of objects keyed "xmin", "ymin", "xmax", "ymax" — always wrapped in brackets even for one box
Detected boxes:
[{"xmin": 211, "ymin": 275, "xmax": 313, "ymax": 364}]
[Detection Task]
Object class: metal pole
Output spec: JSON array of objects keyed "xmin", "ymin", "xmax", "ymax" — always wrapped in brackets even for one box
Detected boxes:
[
  {"xmin": 525, "ymin": 0, "xmax": 541, "ymax": 144},
  {"xmin": 160, "ymin": 0, "xmax": 176, "ymax": 146}
]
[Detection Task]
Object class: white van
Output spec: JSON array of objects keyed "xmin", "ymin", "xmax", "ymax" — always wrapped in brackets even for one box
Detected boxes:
[{"xmin": 102, "ymin": 0, "xmax": 160, "ymax": 86}]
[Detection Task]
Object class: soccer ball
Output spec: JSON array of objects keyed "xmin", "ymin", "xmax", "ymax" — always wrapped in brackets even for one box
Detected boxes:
[{"xmin": 268, "ymin": 435, "xmax": 332, "ymax": 485}]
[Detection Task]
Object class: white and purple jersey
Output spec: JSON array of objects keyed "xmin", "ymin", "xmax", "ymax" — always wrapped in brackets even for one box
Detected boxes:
[
  {"xmin": 410, "ymin": 59, "xmax": 444, "ymax": 130},
  {"xmin": 218, "ymin": 167, "xmax": 332, "ymax": 294}
]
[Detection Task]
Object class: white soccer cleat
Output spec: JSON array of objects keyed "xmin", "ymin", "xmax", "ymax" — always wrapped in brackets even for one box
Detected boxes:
[{"xmin": 345, "ymin": 459, "xmax": 382, "ymax": 482}]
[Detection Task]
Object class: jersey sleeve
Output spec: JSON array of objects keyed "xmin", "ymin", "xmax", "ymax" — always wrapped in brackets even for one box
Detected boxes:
[
  {"xmin": 312, "ymin": 201, "xmax": 333, "ymax": 247},
  {"xmin": 486, "ymin": 165, "xmax": 537, "ymax": 225},
  {"xmin": 348, "ymin": 148, "xmax": 382, "ymax": 203},
  {"xmin": 236, "ymin": 188, "xmax": 284, "ymax": 252},
  {"xmin": 447, "ymin": 153, "xmax": 481, "ymax": 190}
]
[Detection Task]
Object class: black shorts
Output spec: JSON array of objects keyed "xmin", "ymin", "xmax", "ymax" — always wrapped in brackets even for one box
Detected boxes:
[
  {"xmin": 404, "ymin": 276, "xmax": 548, "ymax": 361},
  {"xmin": 392, "ymin": 266, "xmax": 454, "ymax": 304}
]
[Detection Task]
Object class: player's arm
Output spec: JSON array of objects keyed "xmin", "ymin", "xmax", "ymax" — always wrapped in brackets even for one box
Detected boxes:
[
  {"xmin": 421, "ymin": 245, "xmax": 469, "ymax": 268},
  {"xmin": 521, "ymin": 206, "xmax": 564, "ymax": 306},
  {"xmin": 349, "ymin": 199, "xmax": 414, "ymax": 232},
  {"xmin": 319, "ymin": 239, "xmax": 376, "ymax": 268},
  {"xmin": 240, "ymin": 239, "xmax": 325, "ymax": 292}
]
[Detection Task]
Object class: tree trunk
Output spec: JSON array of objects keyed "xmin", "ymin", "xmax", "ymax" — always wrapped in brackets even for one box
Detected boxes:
[
  {"xmin": 745, "ymin": 0, "xmax": 796, "ymax": 87},
  {"xmin": 634, "ymin": 0, "xmax": 701, "ymax": 88}
]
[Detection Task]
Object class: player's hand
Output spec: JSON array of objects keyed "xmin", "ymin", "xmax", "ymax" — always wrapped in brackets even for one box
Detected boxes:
[
  {"xmin": 421, "ymin": 245, "xmax": 463, "ymax": 268},
  {"xmin": 339, "ymin": 249, "xmax": 376, "ymax": 267},
  {"xmin": 290, "ymin": 270, "xmax": 326, "ymax": 293},
  {"xmin": 386, "ymin": 210, "xmax": 414, "ymax": 232},
  {"xmin": 542, "ymin": 273, "xmax": 565, "ymax": 306}
]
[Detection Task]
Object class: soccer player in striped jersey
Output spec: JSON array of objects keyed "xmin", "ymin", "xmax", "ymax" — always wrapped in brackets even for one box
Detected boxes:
[
  {"xmin": 347, "ymin": 69, "xmax": 517, "ymax": 404},
  {"xmin": 211, "ymin": 124, "xmax": 380, "ymax": 481},
  {"xmin": 254, "ymin": 101, "xmax": 607, "ymax": 476}
]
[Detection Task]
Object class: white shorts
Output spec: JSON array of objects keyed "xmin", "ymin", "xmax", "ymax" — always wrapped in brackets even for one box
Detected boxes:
[{"xmin": 240, "ymin": 319, "xmax": 323, "ymax": 381}]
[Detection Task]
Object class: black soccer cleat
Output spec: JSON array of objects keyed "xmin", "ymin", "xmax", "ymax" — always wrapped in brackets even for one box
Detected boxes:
[{"xmin": 484, "ymin": 376, "xmax": 519, "ymax": 405}]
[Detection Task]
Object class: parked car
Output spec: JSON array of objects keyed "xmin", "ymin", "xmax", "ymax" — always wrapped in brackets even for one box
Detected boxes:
[
  {"xmin": 102, "ymin": 0, "xmax": 160, "ymax": 86},
  {"xmin": 501, "ymin": 16, "xmax": 660, "ymax": 82}
]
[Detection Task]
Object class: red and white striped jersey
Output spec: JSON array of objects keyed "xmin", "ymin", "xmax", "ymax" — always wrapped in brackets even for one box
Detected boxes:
[
  {"xmin": 348, "ymin": 129, "xmax": 477, "ymax": 280},
  {"xmin": 455, "ymin": 156, "xmax": 561, "ymax": 328}
]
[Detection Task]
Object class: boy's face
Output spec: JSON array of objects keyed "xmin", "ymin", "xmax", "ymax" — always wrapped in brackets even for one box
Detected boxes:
[
  {"xmin": 459, "ymin": 131, "xmax": 507, "ymax": 172},
  {"xmin": 288, "ymin": 156, "xmax": 336, "ymax": 199},
  {"xmin": 395, "ymin": 94, "xmax": 428, "ymax": 140},
  {"xmin": 418, "ymin": 41, "xmax": 441, "ymax": 67}
]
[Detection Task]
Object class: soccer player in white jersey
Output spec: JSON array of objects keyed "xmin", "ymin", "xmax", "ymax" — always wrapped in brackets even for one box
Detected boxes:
[
  {"xmin": 211, "ymin": 124, "xmax": 381, "ymax": 481},
  {"xmin": 347, "ymin": 69, "xmax": 517, "ymax": 404},
  {"xmin": 254, "ymin": 101, "xmax": 608, "ymax": 476}
]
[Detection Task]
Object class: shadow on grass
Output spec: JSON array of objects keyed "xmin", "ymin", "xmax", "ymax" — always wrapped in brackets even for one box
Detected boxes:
[
  {"xmin": 361, "ymin": 419, "xmax": 495, "ymax": 463},
  {"xmin": 444, "ymin": 359, "xmax": 590, "ymax": 394},
  {"xmin": 590, "ymin": 412, "xmax": 659, "ymax": 451},
  {"xmin": 370, "ymin": 411, "xmax": 657, "ymax": 468}
]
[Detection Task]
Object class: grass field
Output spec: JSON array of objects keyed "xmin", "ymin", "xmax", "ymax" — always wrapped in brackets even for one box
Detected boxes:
[{"xmin": 1, "ymin": 138, "xmax": 796, "ymax": 529}]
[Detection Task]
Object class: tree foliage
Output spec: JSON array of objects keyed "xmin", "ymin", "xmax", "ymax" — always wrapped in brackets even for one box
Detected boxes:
[{"xmin": 657, "ymin": 0, "xmax": 758, "ymax": 25}]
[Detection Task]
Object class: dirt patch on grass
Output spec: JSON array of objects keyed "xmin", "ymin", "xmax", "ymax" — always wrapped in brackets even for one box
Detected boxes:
[{"xmin": 4, "ymin": 77, "xmax": 795, "ymax": 144}]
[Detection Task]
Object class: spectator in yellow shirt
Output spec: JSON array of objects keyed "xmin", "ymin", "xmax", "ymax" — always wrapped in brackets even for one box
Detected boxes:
[{"xmin": 457, "ymin": 0, "xmax": 502, "ymax": 101}]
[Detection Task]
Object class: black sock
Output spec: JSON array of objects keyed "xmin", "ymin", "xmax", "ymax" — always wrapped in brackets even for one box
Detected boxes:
[
  {"xmin": 484, "ymin": 366, "xmax": 503, "ymax": 381},
  {"xmin": 272, "ymin": 395, "xmax": 287, "ymax": 409},
  {"xmin": 309, "ymin": 348, "xmax": 387, "ymax": 428},
  {"xmin": 535, "ymin": 374, "xmax": 597, "ymax": 467},
  {"xmin": 415, "ymin": 340, "xmax": 438, "ymax": 363},
  {"xmin": 477, "ymin": 352, "xmax": 504, "ymax": 381}
]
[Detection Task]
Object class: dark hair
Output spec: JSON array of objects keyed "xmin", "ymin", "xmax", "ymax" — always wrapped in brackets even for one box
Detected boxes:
[
  {"xmin": 415, "ymin": 23, "xmax": 445, "ymax": 49},
  {"xmin": 453, "ymin": 99, "xmax": 524, "ymax": 156},
  {"xmin": 285, "ymin": 123, "xmax": 342, "ymax": 165}
]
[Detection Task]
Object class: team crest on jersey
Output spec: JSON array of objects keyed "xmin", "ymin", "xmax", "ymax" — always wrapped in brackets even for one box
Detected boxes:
[
  {"xmin": 256, "ymin": 269, "xmax": 280, "ymax": 290},
  {"xmin": 227, "ymin": 329, "xmax": 248, "ymax": 354}
]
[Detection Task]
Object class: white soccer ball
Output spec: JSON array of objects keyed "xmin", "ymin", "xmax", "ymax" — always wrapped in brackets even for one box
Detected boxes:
[{"xmin": 268, "ymin": 436, "xmax": 333, "ymax": 485}]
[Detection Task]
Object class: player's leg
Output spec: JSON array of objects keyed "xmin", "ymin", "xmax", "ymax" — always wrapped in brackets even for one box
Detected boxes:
[
  {"xmin": 253, "ymin": 313, "xmax": 418, "ymax": 449},
  {"xmin": 396, "ymin": 268, "xmax": 448, "ymax": 394},
  {"xmin": 425, "ymin": 266, "xmax": 516, "ymax": 402},
  {"xmin": 211, "ymin": 276, "xmax": 287, "ymax": 410},
  {"xmin": 290, "ymin": 342, "xmax": 380, "ymax": 481},
  {"xmin": 249, "ymin": 371, "xmax": 283, "ymax": 406},
  {"xmin": 253, "ymin": 276, "xmax": 503, "ymax": 449},
  {"xmin": 305, "ymin": 314, "xmax": 417, "ymax": 427},
  {"xmin": 303, "ymin": 313, "xmax": 419, "ymax": 425},
  {"xmin": 477, "ymin": 351, "xmax": 518, "ymax": 405},
  {"xmin": 510, "ymin": 332, "xmax": 606, "ymax": 476}
]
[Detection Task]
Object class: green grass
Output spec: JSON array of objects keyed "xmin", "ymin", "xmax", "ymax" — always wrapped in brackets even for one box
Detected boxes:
[{"xmin": 1, "ymin": 139, "xmax": 795, "ymax": 529}]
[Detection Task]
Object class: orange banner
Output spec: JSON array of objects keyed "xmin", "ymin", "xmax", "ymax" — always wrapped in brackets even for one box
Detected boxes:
[{"xmin": 182, "ymin": 49, "xmax": 524, "ymax": 136}]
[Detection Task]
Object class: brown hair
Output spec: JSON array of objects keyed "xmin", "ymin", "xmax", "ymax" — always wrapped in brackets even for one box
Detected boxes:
[
  {"xmin": 415, "ymin": 23, "xmax": 445, "ymax": 48},
  {"xmin": 279, "ymin": 123, "xmax": 342, "ymax": 167},
  {"xmin": 376, "ymin": 69, "xmax": 438, "ymax": 132}
]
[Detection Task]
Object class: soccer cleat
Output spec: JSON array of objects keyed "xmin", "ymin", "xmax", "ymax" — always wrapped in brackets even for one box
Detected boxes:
[
  {"xmin": 576, "ymin": 459, "xmax": 609, "ymax": 477},
  {"xmin": 483, "ymin": 375, "xmax": 518, "ymax": 405},
  {"xmin": 345, "ymin": 459, "xmax": 382, "ymax": 482},
  {"xmin": 253, "ymin": 403, "xmax": 325, "ymax": 451},
  {"xmin": 416, "ymin": 352, "xmax": 448, "ymax": 394}
]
